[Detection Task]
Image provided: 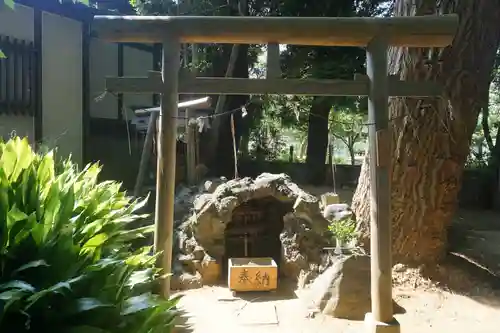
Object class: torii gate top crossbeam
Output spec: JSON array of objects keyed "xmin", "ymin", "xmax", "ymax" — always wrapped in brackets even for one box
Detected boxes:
[{"xmin": 93, "ymin": 15, "xmax": 458, "ymax": 47}]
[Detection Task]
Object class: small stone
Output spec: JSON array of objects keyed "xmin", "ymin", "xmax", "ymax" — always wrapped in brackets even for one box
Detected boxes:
[
  {"xmin": 217, "ymin": 196, "xmax": 239, "ymax": 213},
  {"xmin": 171, "ymin": 272, "xmax": 203, "ymax": 290},
  {"xmin": 393, "ymin": 263, "xmax": 407, "ymax": 273},
  {"xmin": 320, "ymin": 193, "xmax": 340, "ymax": 208},
  {"xmin": 323, "ymin": 203, "xmax": 352, "ymax": 222},
  {"xmin": 192, "ymin": 246, "xmax": 205, "ymax": 261},
  {"xmin": 204, "ymin": 180, "xmax": 218, "ymax": 193},
  {"xmin": 177, "ymin": 254, "xmax": 196, "ymax": 273},
  {"xmin": 282, "ymin": 251, "xmax": 308, "ymax": 279},
  {"xmin": 194, "ymin": 194, "xmax": 213, "ymax": 212},
  {"xmin": 199, "ymin": 255, "xmax": 221, "ymax": 285},
  {"xmin": 178, "ymin": 254, "xmax": 194, "ymax": 262},
  {"xmin": 183, "ymin": 238, "xmax": 198, "ymax": 253},
  {"xmin": 297, "ymin": 270, "xmax": 311, "ymax": 289}
]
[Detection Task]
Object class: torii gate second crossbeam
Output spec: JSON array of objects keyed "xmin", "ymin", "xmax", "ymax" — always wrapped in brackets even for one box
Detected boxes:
[{"xmin": 92, "ymin": 14, "xmax": 458, "ymax": 333}]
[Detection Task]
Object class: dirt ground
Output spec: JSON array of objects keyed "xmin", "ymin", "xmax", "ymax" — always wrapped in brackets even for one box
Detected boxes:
[
  {"xmin": 175, "ymin": 283, "xmax": 500, "ymax": 333},
  {"xmin": 174, "ymin": 186, "xmax": 500, "ymax": 333}
]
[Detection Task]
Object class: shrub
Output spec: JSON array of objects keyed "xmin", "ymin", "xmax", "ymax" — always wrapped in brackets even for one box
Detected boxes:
[
  {"xmin": 327, "ymin": 217, "xmax": 357, "ymax": 245},
  {"xmin": 0, "ymin": 137, "xmax": 180, "ymax": 333}
]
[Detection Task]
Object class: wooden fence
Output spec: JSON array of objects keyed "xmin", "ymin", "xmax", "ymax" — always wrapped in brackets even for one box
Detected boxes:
[{"xmin": 0, "ymin": 35, "xmax": 40, "ymax": 116}]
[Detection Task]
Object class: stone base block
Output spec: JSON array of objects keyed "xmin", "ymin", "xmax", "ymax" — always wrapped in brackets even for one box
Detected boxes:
[{"xmin": 364, "ymin": 313, "xmax": 401, "ymax": 333}]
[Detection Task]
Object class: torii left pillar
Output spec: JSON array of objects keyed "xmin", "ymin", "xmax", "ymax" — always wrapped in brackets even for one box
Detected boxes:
[
  {"xmin": 154, "ymin": 34, "xmax": 180, "ymax": 298},
  {"xmin": 102, "ymin": 34, "xmax": 180, "ymax": 298}
]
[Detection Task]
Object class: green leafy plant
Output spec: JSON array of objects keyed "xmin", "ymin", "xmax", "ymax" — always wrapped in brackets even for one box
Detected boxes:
[
  {"xmin": 0, "ymin": 137, "xmax": 180, "ymax": 333},
  {"xmin": 327, "ymin": 217, "xmax": 357, "ymax": 245}
]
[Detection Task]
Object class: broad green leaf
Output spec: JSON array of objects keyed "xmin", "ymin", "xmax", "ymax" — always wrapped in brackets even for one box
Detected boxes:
[
  {"xmin": 42, "ymin": 181, "xmax": 62, "ymax": 238},
  {"xmin": 75, "ymin": 297, "xmax": 113, "ymax": 312},
  {"xmin": 37, "ymin": 151, "xmax": 55, "ymax": 186},
  {"xmin": 0, "ymin": 289, "xmax": 28, "ymax": 323},
  {"xmin": 67, "ymin": 327, "xmax": 111, "ymax": 333},
  {"xmin": 25, "ymin": 279, "xmax": 75, "ymax": 309},
  {"xmin": 12, "ymin": 211, "xmax": 37, "ymax": 244},
  {"xmin": 82, "ymin": 233, "xmax": 108, "ymax": 249},
  {"xmin": 0, "ymin": 280, "xmax": 36, "ymax": 292},
  {"xmin": 0, "ymin": 139, "xmax": 17, "ymax": 179},
  {"xmin": 131, "ymin": 194, "xmax": 150, "ymax": 212},
  {"xmin": 135, "ymin": 295, "xmax": 182, "ymax": 333},
  {"xmin": 127, "ymin": 268, "xmax": 154, "ymax": 287},
  {"xmin": 12, "ymin": 260, "xmax": 49, "ymax": 276},
  {"xmin": 31, "ymin": 222, "xmax": 44, "ymax": 245},
  {"xmin": 0, "ymin": 49, "xmax": 6, "ymax": 59},
  {"xmin": 7, "ymin": 205, "xmax": 28, "ymax": 227},
  {"xmin": 0, "ymin": 289, "xmax": 26, "ymax": 301},
  {"xmin": 56, "ymin": 184, "xmax": 76, "ymax": 230},
  {"xmin": 10, "ymin": 137, "xmax": 34, "ymax": 182},
  {"xmin": 79, "ymin": 218, "xmax": 106, "ymax": 238},
  {"xmin": 121, "ymin": 294, "xmax": 156, "ymax": 315},
  {"xmin": 119, "ymin": 225, "xmax": 155, "ymax": 240}
]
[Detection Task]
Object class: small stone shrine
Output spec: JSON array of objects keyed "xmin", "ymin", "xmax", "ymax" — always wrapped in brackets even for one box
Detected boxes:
[{"xmin": 171, "ymin": 173, "xmax": 342, "ymax": 290}]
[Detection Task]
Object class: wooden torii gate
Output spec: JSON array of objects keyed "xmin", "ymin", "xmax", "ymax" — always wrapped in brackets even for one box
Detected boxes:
[{"xmin": 93, "ymin": 14, "xmax": 458, "ymax": 333}]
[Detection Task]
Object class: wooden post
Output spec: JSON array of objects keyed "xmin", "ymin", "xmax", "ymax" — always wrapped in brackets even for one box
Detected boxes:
[
  {"xmin": 266, "ymin": 0, "xmax": 280, "ymax": 79},
  {"xmin": 288, "ymin": 145, "xmax": 294, "ymax": 162},
  {"xmin": 133, "ymin": 111, "xmax": 158, "ymax": 197},
  {"xmin": 154, "ymin": 35, "xmax": 180, "ymax": 298},
  {"xmin": 185, "ymin": 0, "xmax": 197, "ymax": 186},
  {"xmin": 186, "ymin": 119, "xmax": 197, "ymax": 184},
  {"xmin": 328, "ymin": 142, "xmax": 336, "ymax": 193},
  {"xmin": 365, "ymin": 36, "xmax": 398, "ymax": 332},
  {"xmin": 230, "ymin": 113, "xmax": 238, "ymax": 179}
]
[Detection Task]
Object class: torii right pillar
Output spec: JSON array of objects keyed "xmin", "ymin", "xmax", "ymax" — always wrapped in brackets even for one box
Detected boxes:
[{"xmin": 365, "ymin": 36, "xmax": 399, "ymax": 333}]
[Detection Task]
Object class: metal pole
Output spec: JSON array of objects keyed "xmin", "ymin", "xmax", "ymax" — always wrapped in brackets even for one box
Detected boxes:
[
  {"xmin": 154, "ymin": 35, "xmax": 180, "ymax": 298},
  {"xmin": 366, "ymin": 36, "xmax": 393, "ymax": 323}
]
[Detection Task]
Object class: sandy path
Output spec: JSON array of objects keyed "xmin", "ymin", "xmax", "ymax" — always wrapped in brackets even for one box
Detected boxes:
[{"xmin": 175, "ymin": 284, "xmax": 500, "ymax": 333}]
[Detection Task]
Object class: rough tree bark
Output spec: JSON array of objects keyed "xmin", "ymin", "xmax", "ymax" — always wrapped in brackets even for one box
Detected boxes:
[
  {"xmin": 306, "ymin": 97, "xmax": 332, "ymax": 184},
  {"xmin": 352, "ymin": 0, "xmax": 500, "ymax": 264}
]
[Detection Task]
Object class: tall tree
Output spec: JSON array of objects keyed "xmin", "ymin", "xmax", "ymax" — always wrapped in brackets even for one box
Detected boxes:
[
  {"xmin": 280, "ymin": 0, "xmax": 386, "ymax": 184},
  {"xmin": 330, "ymin": 107, "xmax": 366, "ymax": 165},
  {"xmin": 352, "ymin": 0, "xmax": 500, "ymax": 263}
]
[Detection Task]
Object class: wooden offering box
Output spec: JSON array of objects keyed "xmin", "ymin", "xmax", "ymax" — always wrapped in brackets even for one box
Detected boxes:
[{"xmin": 228, "ymin": 257, "xmax": 278, "ymax": 292}]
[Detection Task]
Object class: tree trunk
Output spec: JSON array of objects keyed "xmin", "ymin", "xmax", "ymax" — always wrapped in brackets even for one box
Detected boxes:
[
  {"xmin": 352, "ymin": 0, "xmax": 500, "ymax": 264},
  {"xmin": 204, "ymin": 0, "xmax": 246, "ymax": 171},
  {"xmin": 238, "ymin": 102, "xmax": 261, "ymax": 158},
  {"xmin": 482, "ymin": 88, "xmax": 494, "ymax": 152},
  {"xmin": 213, "ymin": 44, "xmax": 249, "ymax": 177},
  {"xmin": 239, "ymin": 131, "xmax": 250, "ymax": 158},
  {"xmin": 306, "ymin": 97, "xmax": 332, "ymax": 185},
  {"xmin": 349, "ymin": 146, "xmax": 356, "ymax": 165},
  {"xmin": 491, "ymin": 93, "xmax": 500, "ymax": 210},
  {"xmin": 493, "ymin": 128, "xmax": 500, "ymax": 210}
]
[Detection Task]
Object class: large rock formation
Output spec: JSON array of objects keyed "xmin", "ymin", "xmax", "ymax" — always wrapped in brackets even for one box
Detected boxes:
[
  {"xmin": 304, "ymin": 254, "xmax": 371, "ymax": 320},
  {"xmin": 304, "ymin": 254, "xmax": 405, "ymax": 320},
  {"xmin": 171, "ymin": 173, "xmax": 336, "ymax": 290}
]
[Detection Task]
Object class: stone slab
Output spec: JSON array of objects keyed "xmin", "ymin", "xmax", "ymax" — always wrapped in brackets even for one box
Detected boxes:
[
  {"xmin": 237, "ymin": 303, "xmax": 279, "ymax": 326},
  {"xmin": 364, "ymin": 313, "xmax": 401, "ymax": 333}
]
